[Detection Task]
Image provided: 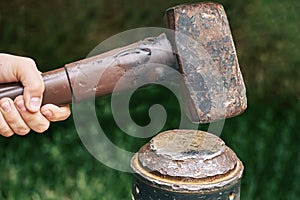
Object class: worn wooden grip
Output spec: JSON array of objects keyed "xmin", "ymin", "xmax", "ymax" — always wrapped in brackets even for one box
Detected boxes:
[
  {"xmin": 0, "ymin": 82, "xmax": 24, "ymax": 101},
  {"xmin": 0, "ymin": 68, "xmax": 72, "ymax": 105}
]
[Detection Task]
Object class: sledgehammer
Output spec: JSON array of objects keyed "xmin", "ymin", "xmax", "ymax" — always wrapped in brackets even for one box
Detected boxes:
[{"xmin": 0, "ymin": 2, "xmax": 246, "ymax": 123}]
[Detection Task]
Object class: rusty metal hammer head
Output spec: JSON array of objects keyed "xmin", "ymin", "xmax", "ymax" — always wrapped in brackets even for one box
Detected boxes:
[{"xmin": 166, "ymin": 2, "xmax": 247, "ymax": 123}]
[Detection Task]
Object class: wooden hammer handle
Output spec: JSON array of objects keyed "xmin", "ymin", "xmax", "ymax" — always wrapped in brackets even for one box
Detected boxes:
[
  {"xmin": 0, "ymin": 34, "xmax": 174, "ymax": 106},
  {"xmin": 0, "ymin": 68, "xmax": 73, "ymax": 105},
  {"xmin": 0, "ymin": 82, "xmax": 24, "ymax": 101}
]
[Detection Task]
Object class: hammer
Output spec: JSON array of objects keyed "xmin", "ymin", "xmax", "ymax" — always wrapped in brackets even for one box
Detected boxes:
[{"xmin": 0, "ymin": 2, "xmax": 246, "ymax": 123}]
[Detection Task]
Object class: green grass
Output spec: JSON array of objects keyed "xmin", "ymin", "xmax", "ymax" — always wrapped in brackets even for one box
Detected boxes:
[
  {"xmin": 0, "ymin": 93, "xmax": 298, "ymax": 200},
  {"xmin": 0, "ymin": 0, "xmax": 299, "ymax": 199},
  {"xmin": 222, "ymin": 97, "xmax": 300, "ymax": 199}
]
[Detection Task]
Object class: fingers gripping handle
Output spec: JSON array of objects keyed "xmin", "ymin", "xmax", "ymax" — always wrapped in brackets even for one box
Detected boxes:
[{"xmin": 0, "ymin": 67, "xmax": 73, "ymax": 105}]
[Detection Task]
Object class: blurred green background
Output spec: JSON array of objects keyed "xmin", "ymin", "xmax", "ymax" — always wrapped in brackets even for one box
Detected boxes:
[{"xmin": 0, "ymin": 0, "xmax": 299, "ymax": 199}]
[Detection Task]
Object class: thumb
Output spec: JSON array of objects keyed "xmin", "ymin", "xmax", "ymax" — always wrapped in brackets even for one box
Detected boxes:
[
  {"xmin": 0, "ymin": 54, "xmax": 45, "ymax": 112},
  {"xmin": 15, "ymin": 57, "xmax": 45, "ymax": 112}
]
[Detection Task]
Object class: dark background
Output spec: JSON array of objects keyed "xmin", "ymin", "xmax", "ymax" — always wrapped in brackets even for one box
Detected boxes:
[{"xmin": 0, "ymin": 0, "xmax": 299, "ymax": 199}]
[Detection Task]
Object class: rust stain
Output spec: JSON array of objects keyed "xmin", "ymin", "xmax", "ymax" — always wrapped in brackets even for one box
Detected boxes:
[{"xmin": 166, "ymin": 2, "xmax": 247, "ymax": 123}]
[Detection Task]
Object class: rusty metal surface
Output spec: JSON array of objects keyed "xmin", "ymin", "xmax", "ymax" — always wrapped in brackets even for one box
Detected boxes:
[
  {"xmin": 166, "ymin": 2, "xmax": 247, "ymax": 123},
  {"xmin": 138, "ymin": 130, "xmax": 236, "ymax": 179},
  {"xmin": 131, "ymin": 129, "xmax": 244, "ymax": 193}
]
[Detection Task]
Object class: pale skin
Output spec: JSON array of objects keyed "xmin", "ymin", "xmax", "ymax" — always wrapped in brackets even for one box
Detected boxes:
[{"xmin": 0, "ymin": 53, "xmax": 71, "ymax": 137}]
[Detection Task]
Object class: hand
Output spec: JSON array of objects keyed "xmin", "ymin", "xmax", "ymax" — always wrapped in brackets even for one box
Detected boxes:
[{"xmin": 0, "ymin": 53, "xmax": 71, "ymax": 137}]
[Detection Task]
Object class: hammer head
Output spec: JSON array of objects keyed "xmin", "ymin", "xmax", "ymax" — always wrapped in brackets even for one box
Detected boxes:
[{"xmin": 166, "ymin": 2, "xmax": 247, "ymax": 123}]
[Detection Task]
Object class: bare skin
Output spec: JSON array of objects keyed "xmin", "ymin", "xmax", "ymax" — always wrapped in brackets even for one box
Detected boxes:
[{"xmin": 0, "ymin": 53, "xmax": 70, "ymax": 137}]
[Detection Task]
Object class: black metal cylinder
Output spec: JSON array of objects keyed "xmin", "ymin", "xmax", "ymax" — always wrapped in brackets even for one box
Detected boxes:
[{"xmin": 130, "ymin": 130, "xmax": 244, "ymax": 200}]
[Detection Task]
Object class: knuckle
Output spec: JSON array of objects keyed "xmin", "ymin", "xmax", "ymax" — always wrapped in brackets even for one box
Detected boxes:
[
  {"xmin": 12, "ymin": 122, "xmax": 30, "ymax": 136},
  {"xmin": 24, "ymin": 115, "xmax": 36, "ymax": 124},
  {"xmin": 0, "ymin": 123, "xmax": 7, "ymax": 131},
  {"xmin": 65, "ymin": 107, "xmax": 71, "ymax": 117},
  {"xmin": 58, "ymin": 106, "xmax": 71, "ymax": 121},
  {"xmin": 1, "ymin": 131, "xmax": 14, "ymax": 137},
  {"xmin": 18, "ymin": 57, "xmax": 45, "ymax": 94},
  {"xmin": 33, "ymin": 122, "xmax": 50, "ymax": 133},
  {"xmin": 51, "ymin": 112, "xmax": 60, "ymax": 120},
  {"xmin": 15, "ymin": 127, "xmax": 30, "ymax": 136},
  {"xmin": 4, "ymin": 115, "xmax": 18, "ymax": 125},
  {"xmin": 16, "ymin": 57, "xmax": 36, "ymax": 72},
  {"xmin": 0, "ymin": 124, "xmax": 14, "ymax": 137},
  {"xmin": 0, "ymin": 97, "xmax": 13, "ymax": 104},
  {"xmin": 14, "ymin": 95, "xmax": 23, "ymax": 102},
  {"xmin": 23, "ymin": 57, "xmax": 36, "ymax": 68},
  {"xmin": 28, "ymin": 81, "xmax": 45, "ymax": 93},
  {"xmin": 61, "ymin": 112, "xmax": 71, "ymax": 121}
]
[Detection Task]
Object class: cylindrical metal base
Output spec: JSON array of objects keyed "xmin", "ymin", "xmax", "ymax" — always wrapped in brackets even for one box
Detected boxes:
[
  {"xmin": 132, "ymin": 174, "xmax": 241, "ymax": 200},
  {"xmin": 131, "ymin": 130, "xmax": 243, "ymax": 200}
]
